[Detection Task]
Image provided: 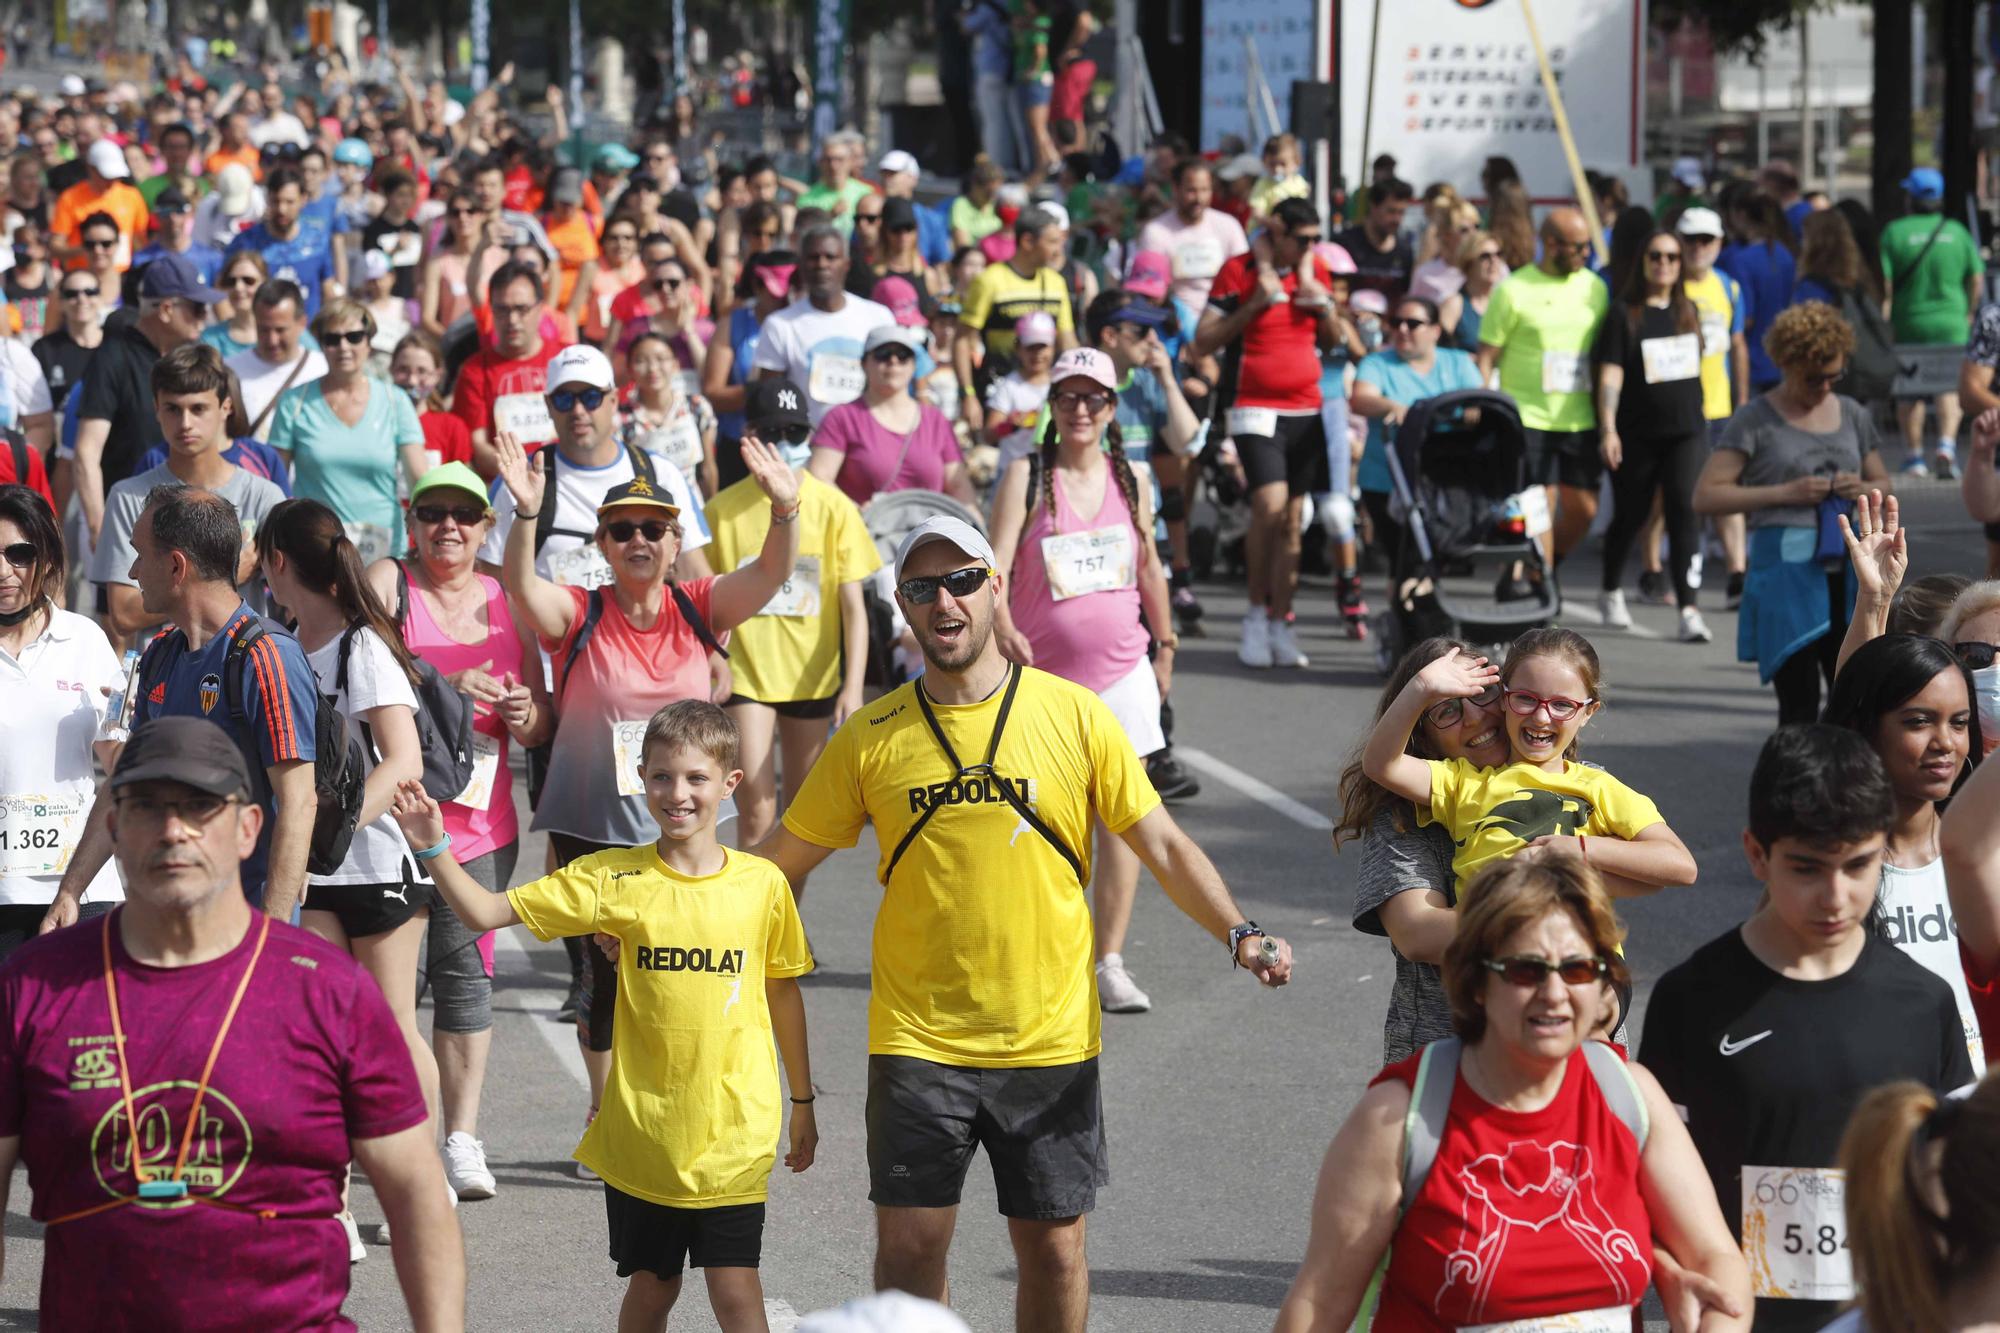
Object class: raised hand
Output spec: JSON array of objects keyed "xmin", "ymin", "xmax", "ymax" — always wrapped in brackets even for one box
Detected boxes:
[
  {"xmin": 493, "ymin": 429, "xmax": 544, "ymax": 514},
  {"xmin": 1838, "ymin": 489, "xmax": 1906, "ymax": 605},
  {"xmin": 742, "ymin": 433, "xmax": 803, "ymax": 511},
  {"xmin": 1413, "ymin": 646, "xmax": 1502, "ymax": 701}
]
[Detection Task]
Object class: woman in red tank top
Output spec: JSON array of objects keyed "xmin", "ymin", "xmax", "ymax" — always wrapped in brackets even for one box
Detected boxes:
[{"xmin": 1273, "ymin": 856, "xmax": 1752, "ymax": 1331}]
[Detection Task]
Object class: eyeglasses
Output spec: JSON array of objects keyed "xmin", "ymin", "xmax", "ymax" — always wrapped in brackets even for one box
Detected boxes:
[
  {"xmin": 1424, "ymin": 683, "xmax": 1502, "ymax": 729},
  {"xmin": 61, "ymin": 285, "xmax": 98, "ymax": 299},
  {"xmin": 492, "ymin": 303, "xmax": 538, "ymax": 321},
  {"xmin": 605, "ymin": 519, "xmax": 672, "ymax": 543},
  {"xmin": 1481, "ymin": 954, "xmax": 1608, "ymax": 987},
  {"xmin": 1387, "ymin": 317, "xmax": 1431, "ymax": 332},
  {"xmin": 324, "ymin": 328, "xmax": 370, "ymax": 346},
  {"xmin": 1645, "ymin": 250, "xmax": 1682, "ymax": 264},
  {"xmin": 1503, "ymin": 687, "xmax": 1593, "ymax": 721},
  {"xmin": 898, "ymin": 566, "xmax": 995, "ymax": 604},
  {"xmin": 114, "ymin": 792, "xmax": 239, "ymax": 828},
  {"xmin": 1804, "ymin": 367, "xmax": 1845, "ymax": 389},
  {"xmin": 549, "ymin": 387, "xmax": 608, "ymax": 413},
  {"xmin": 413, "ymin": 502, "xmax": 487, "ymax": 526},
  {"xmin": 1053, "ymin": 390, "xmax": 1115, "ymax": 414},
  {"xmin": 1476, "ymin": 251, "xmax": 1504, "ymax": 263},
  {"xmin": 2, "ymin": 541, "xmax": 35, "ymax": 569},
  {"xmin": 82, "ymin": 236, "xmax": 116, "ymax": 250},
  {"xmin": 224, "ymin": 273, "xmax": 260, "ymax": 287},
  {"xmin": 1956, "ymin": 641, "xmax": 1999, "ymax": 671},
  {"xmin": 869, "ymin": 346, "xmax": 915, "ymax": 364}
]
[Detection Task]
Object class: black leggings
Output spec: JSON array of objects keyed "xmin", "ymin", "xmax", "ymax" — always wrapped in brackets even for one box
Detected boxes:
[
  {"xmin": 1600, "ymin": 430, "xmax": 1706, "ymax": 608},
  {"xmin": 550, "ymin": 832, "xmax": 621, "ymax": 1053},
  {"xmin": 1771, "ymin": 569, "xmax": 1848, "ymax": 726}
]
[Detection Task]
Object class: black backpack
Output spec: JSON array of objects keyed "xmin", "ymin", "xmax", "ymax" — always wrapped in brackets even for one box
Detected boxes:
[
  {"xmin": 1834, "ymin": 284, "xmax": 1908, "ymax": 404},
  {"xmin": 534, "ymin": 442, "xmax": 661, "ymax": 557},
  {"xmin": 342, "ymin": 568, "xmax": 478, "ymax": 801}
]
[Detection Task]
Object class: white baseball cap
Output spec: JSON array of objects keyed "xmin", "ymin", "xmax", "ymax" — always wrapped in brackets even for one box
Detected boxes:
[
  {"xmin": 87, "ymin": 139, "xmax": 129, "ymax": 179},
  {"xmin": 1675, "ymin": 206, "xmax": 1724, "ymax": 240},
  {"xmin": 360, "ymin": 249, "xmax": 393, "ymax": 283},
  {"xmin": 58, "ymin": 74, "xmax": 85, "ymax": 97},
  {"xmin": 878, "ymin": 149, "xmax": 920, "ymax": 178},
  {"xmin": 893, "ymin": 516, "xmax": 997, "ymax": 582},
  {"xmin": 1670, "ymin": 156, "xmax": 1706, "ymax": 190},
  {"xmin": 543, "ymin": 344, "xmax": 616, "ymax": 393}
]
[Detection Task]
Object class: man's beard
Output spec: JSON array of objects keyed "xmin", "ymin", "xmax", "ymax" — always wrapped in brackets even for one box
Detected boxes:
[{"xmin": 917, "ymin": 612, "xmax": 991, "ymax": 674}]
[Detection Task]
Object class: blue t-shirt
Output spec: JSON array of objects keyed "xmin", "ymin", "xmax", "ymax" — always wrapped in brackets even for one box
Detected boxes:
[
  {"xmin": 917, "ymin": 203, "xmax": 952, "ymax": 268},
  {"xmin": 134, "ymin": 438, "xmax": 294, "ymax": 496},
  {"xmin": 133, "ymin": 241, "xmax": 226, "ymax": 288},
  {"xmin": 132, "ymin": 603, "xmax": 319, "ymax": 904},
  {"xmin": 718, "ymin": 305, "xmax": 763, "ymax": 441},
  {"xmin": 201, "ymin": 323, "xmax": 321, "ymax": 360},
  {"xmin": 226, "ymin": 223, "xmax": 337, "ymax": 317},
  {"xmin": 1353, "ymin": 346, "xmax": 1483, "ymax": 493},
  {"xmin": 964, "ymin": 0, "xmax": 1015, "ymax": 79},
  {"xmin": 299, "ymin": 193, "xmax": 351, "ymax": 240},
  {"xmin": 1785, "ymin": 199, "xmax": 1814, "ymax": 240},
  {"xmin": 1794, "ymin": 275, "xmax": 1840, "ymax": 308},
  {"xmin": 1717, "ymin": 241, "xmax": 1798, "ymax": 389}
]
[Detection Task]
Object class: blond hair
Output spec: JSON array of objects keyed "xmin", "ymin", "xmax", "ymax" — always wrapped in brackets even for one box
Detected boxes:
[{"xmin": 642, "ymin": 699, "xmax": 740, "ymax": 772}]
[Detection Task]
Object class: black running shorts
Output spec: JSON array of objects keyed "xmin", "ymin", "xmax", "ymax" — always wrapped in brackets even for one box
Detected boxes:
[{"xmin": 605, "ymin": 1186, "xmax": 765, "ymax": 1279}]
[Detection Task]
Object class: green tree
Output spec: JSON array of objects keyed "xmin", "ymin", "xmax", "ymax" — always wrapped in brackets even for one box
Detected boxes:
[{"xmin": 1650, "ymin": 0, "xmax": 1825, "ymax": 56}]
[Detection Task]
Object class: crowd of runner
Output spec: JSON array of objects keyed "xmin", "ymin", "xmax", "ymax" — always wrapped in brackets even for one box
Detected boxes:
[{"xmin": 0, "ymin": 26, "xmax": 1996, "ymax": 1333}]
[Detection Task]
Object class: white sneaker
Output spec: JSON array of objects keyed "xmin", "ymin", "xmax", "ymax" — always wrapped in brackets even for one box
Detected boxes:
[
  {"xmin": 1268, "ymin": 619, "xmax": 1309, "ymax": 668},
  {"xmin": 1598, "ymin": 589, "xmax": 1632, "ymax": 629},
  {"xmin": 340, "ymin": 1210, "xmax": 366, "ymax": 1263},
  {"xmin": 443, "ymin": 1132, "xmax": 496, "ymax": 1201},
  {"xmin": 1096, "ymin": 954, "xmax": 1153, "ymax": 1013},
  {"xmin": 575, "ymin": 1159, "xmax": 600, "ymax": 1181},
  {"xmin": 1679, "ymin": 606, "xmax": 1713, "ymax": 643},
  {"xmin": 1237, "ymin": 608, "xmax": 1273, "ymax": 668}
]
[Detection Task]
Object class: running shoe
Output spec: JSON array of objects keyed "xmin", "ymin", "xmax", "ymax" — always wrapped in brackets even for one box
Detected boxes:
[
  {"xmin": 444, "ymin": 1132, "xmax": 497, "ymax": 1201},
  {"xmin": 1933, "ymin": 448, "xmax": 1959, "ymax": 481},
  {"xmin": 1900, "ymin": 453, "xmax": 1931, "ymax": 478},
  {"xmin": 1096, "ymin": 954, "xmax": 1153, "ymax": 1013},
  {"xmin": 1269, "ymin": 618, "xmax": 1310, "ymax": 668},
  {"xmin": 1726, "ymin": 572, "xmax": 1745, "ymax": 611},
  {"xmin": 1636, "ymin": 570, "xmax": 1671, "ymax": 605},
  {"xmin": 1238, "ymin": 608, "xmax": 1273, "ymax": 669},
  {"xmin": 340, "ymin": 1209, "xmax": 366, "ymax": 1263},
  {"xmin": 1172, "ymin": 584, "xmax": 1205, "ymax": 637},
  {"xmin": 1598, "ymin": 589, "xmax": 1632, "ymax": 629},
  {"xmin": 1146, "ymin": 751, "xmax": 1201, "ymax": 801},
  {"xmin": 1338, "ymin": 575, "xmax": 1369, "ymax": 640},
  {"xmin": 1679, "ymin": 606, "xmax": 1713, "ymax": 643}
]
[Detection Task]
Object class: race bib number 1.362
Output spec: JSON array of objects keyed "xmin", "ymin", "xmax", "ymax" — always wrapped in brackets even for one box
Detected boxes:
[
  {"xmin": 0, "ymin": 793, "xmax": 86, "ymax": 876},
  {"xmin": 1741, "ymin": 1166, "xmax": 1853, "ymax": 1301}
]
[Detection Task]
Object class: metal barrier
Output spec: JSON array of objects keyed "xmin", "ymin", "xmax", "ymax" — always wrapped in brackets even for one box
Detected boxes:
[{"xmin": 1893, "ymin": 343, "xmax": 1968, "ymax": 399}]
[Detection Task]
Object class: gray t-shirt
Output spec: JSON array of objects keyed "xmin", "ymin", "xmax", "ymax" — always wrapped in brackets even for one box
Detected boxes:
[
  {"xmin": 92, "ymin": 462, "xmax": 288, "ymax": 591},
  {"xmin": 1352, "ymin": 807, "xmax": 1459, "ymax": 1066},
  {"xmin": 1718, "ymin": 393, "xmax": 1882, "ymax": 530}
]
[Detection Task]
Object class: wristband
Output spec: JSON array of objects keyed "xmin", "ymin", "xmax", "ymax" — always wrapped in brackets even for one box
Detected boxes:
[
  {"xmin": 1577, "ymin": 834, "xmax": 1588, "ymax": 863},
  {"xmin": 790, "ymin": 1096, "xmax": 815, "ymax": 1104},
  {"xmin": 515, "ymin": 508, "xmax": 540, "ymax": 520},
  {"xmin": 412, "ymin": 833, "xmax": 453, "ymax": 862}
]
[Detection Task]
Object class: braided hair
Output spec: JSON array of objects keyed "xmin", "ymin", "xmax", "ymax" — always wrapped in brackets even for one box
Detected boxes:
[{"xmin": 1021, "ymin": 411, "xmax": 1148, "ymax": 548}]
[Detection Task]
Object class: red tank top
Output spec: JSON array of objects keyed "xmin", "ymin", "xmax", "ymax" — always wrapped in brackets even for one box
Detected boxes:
[
  {"xmin": 1369, "ymin": 1044, "xmax": 1651, "ymax": 1329},
  {"xmin": 399, "ymin": 569, "xmax": 522, "ymax": 860}
]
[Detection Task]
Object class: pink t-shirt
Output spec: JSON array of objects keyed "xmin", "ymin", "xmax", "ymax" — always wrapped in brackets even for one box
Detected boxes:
[
  {"xmin": 0, "ymin": 913, "xmax": 425, "ymax": 1330},
  {"xmin": 1136, "ymin": 208, "xmax": 1251, "ymax": 312},
  {"xmin": 813, "ymin": 399, "xmax": 965, "ymax": 507},
  {"xmin": 399, "ymin": 569, "xmax": 523, "ymax": 861},
  {"xmin": 1006, "ymin": 463, "xmax": 1150, "ymax": 692}
]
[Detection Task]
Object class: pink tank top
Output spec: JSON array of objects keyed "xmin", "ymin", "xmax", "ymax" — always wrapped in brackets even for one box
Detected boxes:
[
  {"xmin": 1007, "ymin": 458, "xmax": 1150, "ymax": 692},
  {"xmin": 399, "ymin": 568, "xmax": 522, "ymax": 860}
]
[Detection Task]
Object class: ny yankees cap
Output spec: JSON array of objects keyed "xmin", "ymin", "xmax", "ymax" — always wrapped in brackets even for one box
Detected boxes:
[{"xmin": 747, "ymin": 377, "xmax": 811, "ymax": 433}]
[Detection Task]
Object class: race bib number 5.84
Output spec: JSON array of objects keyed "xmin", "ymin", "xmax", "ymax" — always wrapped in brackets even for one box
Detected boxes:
[{"xmin": 1741, "ymin": 1166, "xmax": 1853, "ymax": 1301}]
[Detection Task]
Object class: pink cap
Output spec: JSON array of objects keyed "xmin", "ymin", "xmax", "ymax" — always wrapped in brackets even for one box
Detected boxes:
[
  {"xmin": 871, "ymin": 275, "xmax": 925, "ymax": 327},
  {"xmin": 1050, "ymin": 347, "xmax": 1118, "ymax": 393},
  {"xmin": 979, "ymin": 231, "xmax": 1017, "ymax": 264},
  {"xmin": 757, "ymin": 262, "xmax": 796, "ymax": 302},
  {"xmin": 1312, "ymin": 241, "xmax": 1358, "ymax": 276},
  {"xmin": 1125, "ymin": 250, "xmax": 1171, "ymax": 300},
  {"xmin": 1014, "ymin": 311, "xmax": 1058, "ymax": 347},
  {"xmin": 1349, "ymin": 289, "xmax": 1390, "ymax": 315}
]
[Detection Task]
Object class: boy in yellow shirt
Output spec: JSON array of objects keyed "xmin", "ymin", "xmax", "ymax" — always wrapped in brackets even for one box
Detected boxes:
[{"xmin": 392, "ymin": 700, "xmax": 815, "ymax": 1333}]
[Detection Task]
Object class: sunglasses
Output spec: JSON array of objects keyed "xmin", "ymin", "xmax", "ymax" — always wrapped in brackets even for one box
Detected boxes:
[
  {"xmin": 1645, "ymin": 250, "xmax": 1682, "ymax": 263},
  {"xmin": 1387, "ymin": 317, "xmax": 1431, "ymax": 332},
  {"xmin": 1425, "ymin": 683, "xmax": 1502, "ymax": 729},
  {"xmin": 898, "ymin": 566, "xmax": 995, "ymax": 605},
  {"xmin": 324, "ymin": 328, "xmax": 369, "ymax": 346},
  {"xmin": 61, "ymin": 285, "xmax": 98, "ymax": 298},
  {"xmin": 2, "ymin": 540, "xmax": 35, "ymax": 569},
  {"xmin": 759, "ymin": 424, "xmax": 812, "ymax": 445},
  {"xmin": 413, "ymin": 503, "xmax": 486, "ymax": 526},
  {"xmin": 656, "ymin": 276, "xmax": 684, "ymax": 290},
  {"xmin": 1956, "ymin": 641, "xmax": 1999, "ymax": 671},
  {"xmin": 113, "ymin": 792, "xmax": 239, "ymax": 827},
  {"xmin": 1288, "ymin": 232, "xmax": 1322, "ymax": 246},
  {"xmin": 82, "ymin": 237, "xmax": 116, "ymax": 250},
  {"xmin": 1476, "ymin": 251, "xmax": 1504, "ymax": 263},
  {"xmin": 450, "ymin": 207, "xmax": 479, "ymax": 217},
  {"xmin": 1053, "ymin": 390, "xmax": 1114, "ymax": 414},
  {"xmin": 225, "ymin": 274, "xmax": 260, "ymax": 287},
  {"xmin": 1503, "ymin": 687, "xmax": 1592, "ymax": 721},
  {"xmin": 606, "ymin": 519, "xmax": 672, "ymax": 543},
  {"xmin": 1804, "ymin": 367, "xmax": 1845, "ymax": 389},
  {"xmin": 550, "ymin": 387, "xmax": 608, "ymax": 413},
  {"xmin": 1482, "ymin": 954, "xmax": 1608, "ymax": 987},
  {"xmin": 856, "ymin": 212, "xmax": 883, "ymax": 223},
  {"xmin": 869, "ymin": 346, "xmax": 915, "ymax": 364}
]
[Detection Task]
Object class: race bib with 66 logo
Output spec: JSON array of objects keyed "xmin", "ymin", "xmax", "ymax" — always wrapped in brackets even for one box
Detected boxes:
[{"xmin": 1741, "ymin": 1166, "xmax": 1853, "ymax": 1301}]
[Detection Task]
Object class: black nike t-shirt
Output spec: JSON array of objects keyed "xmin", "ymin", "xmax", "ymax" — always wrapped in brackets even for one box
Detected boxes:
[{"xmin": 1639, "ymin": 926, "xmax": 1973, "ymax": 1333}]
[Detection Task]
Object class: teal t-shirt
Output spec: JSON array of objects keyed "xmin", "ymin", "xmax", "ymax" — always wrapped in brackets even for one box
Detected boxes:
[
  {"xmin": 1882, "ymin": 214, "xmax": 1982, "ymax": 344},
  {"xmin": 268, "ymin": 376, "xmax": 424, "ymax": 558},
  {"xmin": 1354, "ymin": 347, "xmax": 1483, "ymax": 493}
]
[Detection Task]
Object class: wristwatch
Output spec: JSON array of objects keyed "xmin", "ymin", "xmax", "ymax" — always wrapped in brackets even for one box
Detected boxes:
[{"xmin": 1227, "ymin": 921, "xmax": 1267, "ymax": 966}]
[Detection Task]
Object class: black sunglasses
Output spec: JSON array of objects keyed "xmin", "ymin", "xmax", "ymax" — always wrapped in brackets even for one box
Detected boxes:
[
  {"xmin": 2, "ymin": 541, "xmax": 35, "ymax": 569},
  {"xmin": 656, "ymin": 276, "xmax": 683, "ymax": 290},
  {"xmin": 61, "ymin": 285, "xmax": 98, "ymax": 298},
  {"xmin": 550, "ymin": 387, "xmax": 608, "ymax": 413},
  {"xmin": 1387, "ymin": 317, "xmax": 1431, "ymax": 332},
  {"xmin": 413, "ymin": 503, "xmax": 486, "ymax": 526},
  {"xmin": 1645, "ymin": 249, "xmax": 1682, "ymax": 263},
  {"xmin": 82, "ymin": 236, "xmax": 116, "ymax": 250},
  {"xmin": 899, "ymin": 566, "xmax": 994, "ymax": 605},
  {"xmin": 1482, "ymin": 955, "xmax": 1608, "ymax": 987},
  {"xmin": 1956, "ymin": 641, "xmax": 1999, "ymax": 671},
  {"xmin": 324, "ymin": 328, "xmax": 369, "ymax": 346},
  {"xmin": 869, "ymin": 346, "xmax": 915, "ymax": 364},
  {"xmin": 759, "ymin": 424, "xmax": 812, "ymax": 445},
  {"xmin": 606, "ymin": 519, "xmax": 672, "ymax": 543},
  {"xmin": 856, "ymin": 212, "xmax": 883, "ymax": 223}
]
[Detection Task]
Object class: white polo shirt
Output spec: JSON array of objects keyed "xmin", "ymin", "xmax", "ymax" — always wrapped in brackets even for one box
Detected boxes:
[{"xmin": 0, "ymin": 607, "xmax": 126, "ymax": 906}]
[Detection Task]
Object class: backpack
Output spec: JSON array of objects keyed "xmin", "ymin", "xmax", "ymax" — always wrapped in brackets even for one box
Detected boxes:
[
  {"xmin": 351, "ymin": 565, "xmax": 479, "ymax": 801},
  {"xmin": 1833, "ymin": 284, "xmax": 1908, "ymax": 404},
  {"xmin": 1349, "ymin": 1037, "xmax": 1650, "ymax": 1330},
  {"xmin": 534, "ymin": 441, "xmax": 661, "ymax": 557},
  {"xmin": 3, "ymin": 429, "xmax": 27, "ymax": 491}
]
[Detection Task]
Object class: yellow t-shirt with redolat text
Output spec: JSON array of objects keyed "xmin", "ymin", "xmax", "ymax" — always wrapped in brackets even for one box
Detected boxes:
[
  {"xmin": 507, "ymin": 845, "xmax": 812, "ymax": 1207},
  {"xmin": 703, "ymin": 470, "xmax": 882, "ymax": 704},
  {"xmin": 1420, "ymin": 757, "xmax": 1664, "ymax": 886},
  {"xmin": 783, "ymin": 666, "xmax": 1160, "ymax": 1069}
]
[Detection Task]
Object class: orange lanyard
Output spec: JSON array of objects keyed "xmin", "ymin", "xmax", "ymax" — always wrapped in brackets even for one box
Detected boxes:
[{"xmin": 102, "ymin": 909, "xmax": 270, "ymax": 1201}]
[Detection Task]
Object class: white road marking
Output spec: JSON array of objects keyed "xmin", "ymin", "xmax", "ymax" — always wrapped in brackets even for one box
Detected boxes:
[
  {"xmin": 767, "ymin": 1298, "xmax": 802, "ymax": 1331},
  {"xmin": 491, "ymin": 928, "xmax": 589, "ymax": 1089},
  {"xmin": 1176, "ymin": 747, "xmax": 1334, "ymax": 831}
]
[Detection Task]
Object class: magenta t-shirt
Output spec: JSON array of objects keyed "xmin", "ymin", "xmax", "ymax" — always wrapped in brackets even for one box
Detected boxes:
[
  {"xmin": 812, "ymin": 399, "xmax": 964, "ymax": 506},
  {"xmin": 0, "ymin": 913, "xmax": 426, "ymax": 1331}
]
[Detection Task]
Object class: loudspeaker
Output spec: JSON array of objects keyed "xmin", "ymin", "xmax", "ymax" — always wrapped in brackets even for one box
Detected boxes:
[{"xmin": 1290, "ymin": 80, "xmax": 1337, "ymax": 144}]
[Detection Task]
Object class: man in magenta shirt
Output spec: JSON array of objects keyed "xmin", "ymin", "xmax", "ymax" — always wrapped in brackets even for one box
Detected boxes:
[{"xmin": 0, "ymin": 717, "xmax": 463, "ymax": 1331}]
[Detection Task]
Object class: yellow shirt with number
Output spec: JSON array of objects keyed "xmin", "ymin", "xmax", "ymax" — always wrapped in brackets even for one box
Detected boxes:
[
  {"xmin": 704, "ymin": 471, "xmax": 882, "ymax": 703},
  {"xmin": 784, "ymin": 666, "xmax": 1160, "ymax": 1068},
  {"xmin": 1421, "ymin": 757, "xmax": 1665, "ymax": 886},
  {"xmin": 1683, "ymin": 269, "xmax": 1743, "ymax": 422},
  {"xmin": 508, "ymin": 845, "xmax": 813, "ymax": 1206}
]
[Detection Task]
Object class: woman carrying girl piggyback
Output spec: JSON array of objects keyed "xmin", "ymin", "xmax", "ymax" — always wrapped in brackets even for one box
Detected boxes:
[{"xmin": 1362, "ymin": 628, "xmax": 1698, "ymax": 892}]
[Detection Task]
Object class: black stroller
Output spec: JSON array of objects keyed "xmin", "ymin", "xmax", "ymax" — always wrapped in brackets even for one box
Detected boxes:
[{"xmin": 1370, "ymin": 389, "xmax": 1558, "ymax": 673}]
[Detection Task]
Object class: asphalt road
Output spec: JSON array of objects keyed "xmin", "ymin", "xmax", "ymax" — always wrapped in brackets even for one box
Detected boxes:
[{"xmin": 0, "ymin": 475, "xmax": 1981, "ymax": 1331}]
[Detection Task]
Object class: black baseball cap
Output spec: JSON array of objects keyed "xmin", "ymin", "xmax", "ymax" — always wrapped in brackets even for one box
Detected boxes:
[
  {"xmin": 152, "ymin": 186, "xmax": 192, "ymax": 215},
  {"xmin": 747, "ymin": 377, "xmax": 811, "ymax": 434},
  {"xmin": 881, "ymin": 197, "xmax": 918, "ymax": 232},
  {"xmin": 111, "ymin": 718, "xmax": 253, "ymax": 801},
  {"xmin": 139, "ymin": 252, "xmax": 224, "ymax": 304}
]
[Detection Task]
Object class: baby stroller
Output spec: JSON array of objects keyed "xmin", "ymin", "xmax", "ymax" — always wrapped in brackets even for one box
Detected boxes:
[
  {"xmin": 1371, "ymin": 389, "xmax": 1557, "ymax": 673},
  {"xmin": 859, "ymin": 489, "xmax": 988, "ymax": 688}
]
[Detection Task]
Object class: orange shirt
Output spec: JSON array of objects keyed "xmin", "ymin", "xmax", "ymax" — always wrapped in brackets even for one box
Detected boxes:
[
  {"xmin": 51, "ymin": 180, "xmax": 150, "ymax": 271},
  {"xmin": 542, "ymin": 210, "xmax": 601, "ymax": 312},
  {"xmin": 205, "ymin": 144, "xmax": 262, "ymax": 182}
]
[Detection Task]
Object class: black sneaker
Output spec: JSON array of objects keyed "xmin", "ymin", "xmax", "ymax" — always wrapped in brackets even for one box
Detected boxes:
[
  {"xmin": 557, "ymin": 978, "xmax": 582, "ymax": 1023},
  {"xmin": 1636, "ymin": 570, "xmax": 1671, "ymax": 605},
  {"xmin": 1726, "ymin": 572, "xmax": 1745, "ymax": 611},
  {"xmin": 1147, "ymin": 751, "xmax": 1201, "ymax": 801}
]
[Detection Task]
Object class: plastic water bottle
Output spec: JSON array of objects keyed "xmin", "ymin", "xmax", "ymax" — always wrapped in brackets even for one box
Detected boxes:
[{"xmin": 1258, "ymin": 937, "xmax": 1282, "ymax": 969}]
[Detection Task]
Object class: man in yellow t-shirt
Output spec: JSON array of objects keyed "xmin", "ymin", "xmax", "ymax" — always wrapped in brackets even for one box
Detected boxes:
[
  {"xmin": 705, "ymin": 385, "xmax": 883, "ymax": 845},
  {"xmin": 761, "ymin": 515, "xmax": 1291, "ymax": 1330},
  {"xmin": 1677, "ymin": 207, "xmax": 1751, "ymax": 604}
]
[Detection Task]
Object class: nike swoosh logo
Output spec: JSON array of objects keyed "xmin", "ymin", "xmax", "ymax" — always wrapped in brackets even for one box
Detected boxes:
[{"xmin": 1718, "ymin": 1030, "xmax": 1773, "ymax": 1057}]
